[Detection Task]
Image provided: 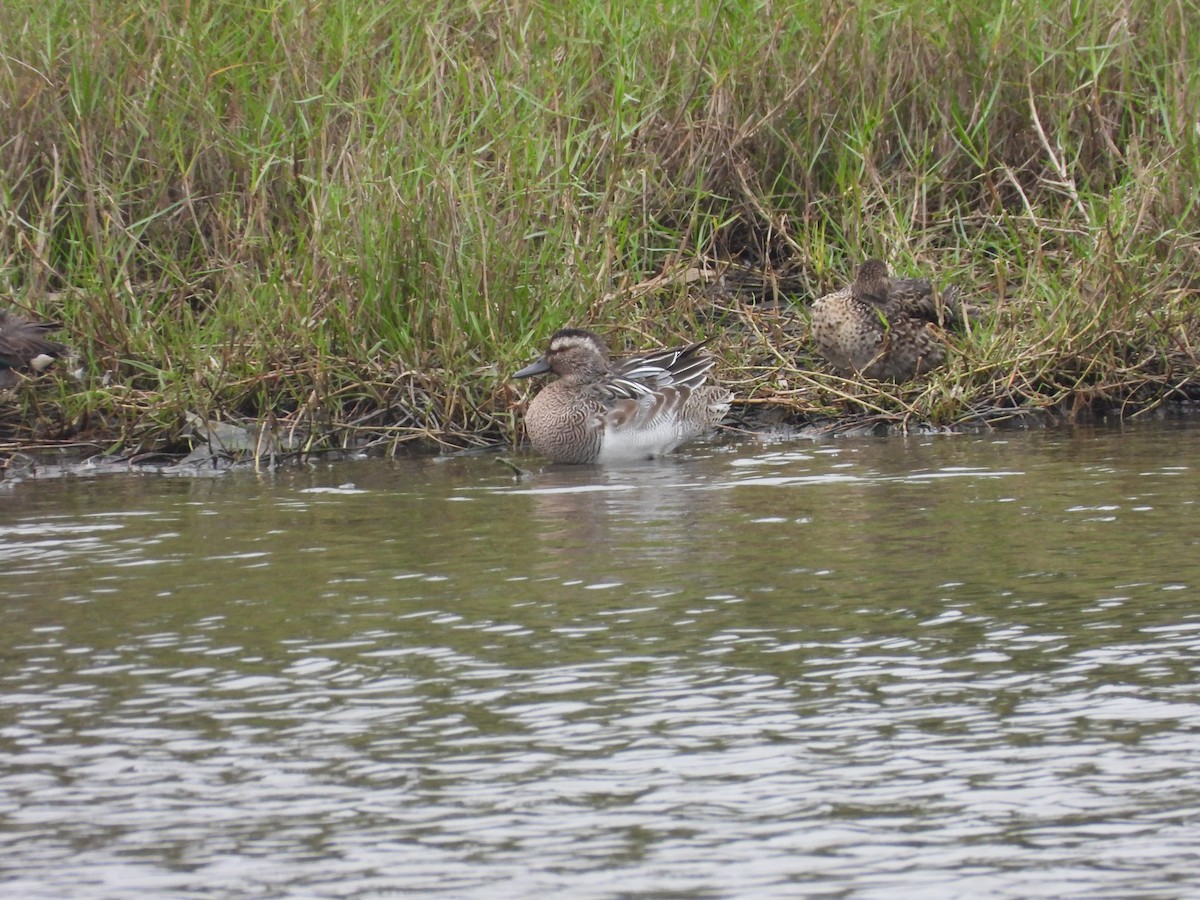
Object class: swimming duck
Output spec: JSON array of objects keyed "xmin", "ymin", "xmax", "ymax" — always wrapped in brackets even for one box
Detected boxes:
[
  {"xmin": 0, "ymin": 308, "xmax": 67, "ymax": 389},
  {"xmin": 810, "ymin": 259, "xmax": 965, "ymax": 381},
  {"xmin": 513, "ymin": 327, "xmax": 732, "ymax": 464}
]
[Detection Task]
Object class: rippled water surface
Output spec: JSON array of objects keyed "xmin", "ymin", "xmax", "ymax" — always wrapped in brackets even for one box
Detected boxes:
[{"xmin": 3, "ymin": 421, "xmax": 1200, "ymax": 897}]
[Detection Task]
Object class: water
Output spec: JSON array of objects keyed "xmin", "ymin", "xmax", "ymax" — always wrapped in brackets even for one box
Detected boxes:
[{"xmin": 2, "ymin": 421, "xmax": 1200, "ymax": 897}]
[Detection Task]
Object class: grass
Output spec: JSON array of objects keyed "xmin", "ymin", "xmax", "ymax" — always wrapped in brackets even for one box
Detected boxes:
[{"xmin": 1, "ymin": 0, "xmax": 1199, "ymax": 456}]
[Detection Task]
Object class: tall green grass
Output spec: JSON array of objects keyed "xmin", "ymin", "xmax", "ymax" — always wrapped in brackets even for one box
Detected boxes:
[{"xmin": 2, "ymin": 0, "xmax": 1198, "ymax": 449}]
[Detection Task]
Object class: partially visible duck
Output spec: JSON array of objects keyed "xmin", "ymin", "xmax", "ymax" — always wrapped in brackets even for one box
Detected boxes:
[
  {"xmin": 513, "ymin": 328, "xmax": 732, "ymax": 464},
  {"xmin": 0, "ymin": 309, "xmax": 67, "ymax": 389},
  {"xmin": 810, "ymin": 258, "xmax": 967, "ymax": 381}
]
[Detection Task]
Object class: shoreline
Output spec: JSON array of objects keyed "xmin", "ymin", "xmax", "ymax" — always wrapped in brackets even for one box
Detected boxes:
[
  {"xmin": 5, "ymin": 377, "xmax": 1199, "ymax": 476},
  {"xmin": 5, "ymin": 262, "xmax": 1200, "ymax": 460}
]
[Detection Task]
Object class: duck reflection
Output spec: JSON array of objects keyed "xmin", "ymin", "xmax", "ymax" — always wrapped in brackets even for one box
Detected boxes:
[{"xmin": 505, "ymin": 457, "xmax": 731, "ymax": 576}]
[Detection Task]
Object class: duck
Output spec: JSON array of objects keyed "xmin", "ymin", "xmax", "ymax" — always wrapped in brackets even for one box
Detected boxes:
[
  {"xmin": 513, "ymin": 327, "xmax": 733, "ymax": 464},
  {"xmin": 810, "ymin": 258, "xmax": 968, "ymax": 381},
  {"xmin": 0, "ymin": 308, "xmax": 67, "ymax": 389}
]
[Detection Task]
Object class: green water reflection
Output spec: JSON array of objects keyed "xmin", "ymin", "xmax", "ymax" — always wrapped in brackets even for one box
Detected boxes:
[{"xmin": 2, "ymin": 420, "xmax": 1200, "ymax": 897}]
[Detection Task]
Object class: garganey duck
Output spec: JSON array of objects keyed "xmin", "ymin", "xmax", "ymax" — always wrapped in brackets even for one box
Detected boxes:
[
  {"xmin": 513, "ymin": 327, "xmax": 732, "ymax": 464},
  {"xmin": 0, "ymin": 308, "xmax": 67, "ymax": 389},
  {"xmin": 810, "ymin": 258, "xmax": 968, "ymax": 381}
]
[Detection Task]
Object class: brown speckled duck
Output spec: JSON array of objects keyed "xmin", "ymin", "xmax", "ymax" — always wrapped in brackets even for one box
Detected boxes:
[
  {"xmin": 0, "ymin": 309, "xmax": 67, "ymax": 389},
  {"xmin": 513, "ymin": 328, "xmax": 732, "ymax": 464},
  {"xmin": 810, "ymin": 259, "xmax": 967, "ymax": 381}
]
